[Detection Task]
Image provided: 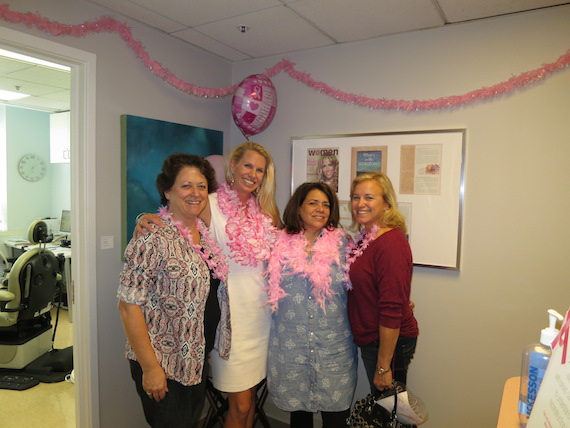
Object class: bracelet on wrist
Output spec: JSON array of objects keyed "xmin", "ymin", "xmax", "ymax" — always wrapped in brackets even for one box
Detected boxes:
[{"xmin": 376, "ymin": 366, "xmax": 391, "ymax": 375}]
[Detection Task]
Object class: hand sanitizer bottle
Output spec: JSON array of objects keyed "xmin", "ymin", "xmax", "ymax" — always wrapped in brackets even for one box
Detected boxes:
[{"xmin": 518, "ymin": 309, "xmax": 563, "ymax": 426}]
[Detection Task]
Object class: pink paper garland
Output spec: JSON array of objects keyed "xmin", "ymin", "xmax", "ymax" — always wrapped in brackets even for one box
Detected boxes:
[{"xmin": 1, "ymin": 4, "xmax": 568, "ymax": 110}]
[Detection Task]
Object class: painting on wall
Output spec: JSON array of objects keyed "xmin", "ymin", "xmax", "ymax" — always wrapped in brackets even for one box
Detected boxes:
[{"xmin": 121, "ymin": 114, "xmax": 223, "ymax": 252}]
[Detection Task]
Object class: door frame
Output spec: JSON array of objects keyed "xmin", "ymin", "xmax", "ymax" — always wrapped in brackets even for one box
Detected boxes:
[{"xmin": 0, "ymin": 26, "xmax": 99, "ymax": 427}]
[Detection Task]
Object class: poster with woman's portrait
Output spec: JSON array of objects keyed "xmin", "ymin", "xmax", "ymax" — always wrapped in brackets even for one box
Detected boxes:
[{"xmin": 306, "ymin": 147, "xmax": 339, "ymax": 192}]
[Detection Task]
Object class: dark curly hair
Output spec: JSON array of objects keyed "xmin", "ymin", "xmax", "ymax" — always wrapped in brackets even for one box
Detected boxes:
[{"xmin": 156, "ymin": 153, "xmax": 218, "ymax": 206}]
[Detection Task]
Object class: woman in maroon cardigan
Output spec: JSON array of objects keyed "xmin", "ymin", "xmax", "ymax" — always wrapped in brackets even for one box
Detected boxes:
[{"xmin": 347, "ymin": 171, "xmax": 419, "ymax": 392}]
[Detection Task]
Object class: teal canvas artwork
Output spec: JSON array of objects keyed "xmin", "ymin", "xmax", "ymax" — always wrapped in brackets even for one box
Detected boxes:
[{"xmin": 121, "ymin": 114, "xmax": 223, "ymax": 251}]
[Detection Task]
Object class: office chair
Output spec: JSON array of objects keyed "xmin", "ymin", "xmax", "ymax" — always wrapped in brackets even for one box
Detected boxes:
[{"xmin": 0, "ymin": 220, "xmax": 63, "ymax": 369}]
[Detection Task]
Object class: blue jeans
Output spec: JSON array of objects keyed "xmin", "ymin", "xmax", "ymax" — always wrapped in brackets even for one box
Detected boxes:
[
  {"xmin": 360, "ymin": 336, "xmax": 417, "ymax": 393},
  {"xmin": 129, "ymin": 359, "xmax": 206, "ymax": 428}
]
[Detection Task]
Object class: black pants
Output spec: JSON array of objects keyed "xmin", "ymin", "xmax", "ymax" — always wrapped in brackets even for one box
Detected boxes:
[
  {"xmin": 290, "ymin": 408, "xmax": 351, "ymax": 428},
  {"xmin": 129, "ymin": 359, "xmax": 206, "ymax": 428},
  {"xmin": 360, "ymin": 336, "xmax": 417, "ymax": 393}
]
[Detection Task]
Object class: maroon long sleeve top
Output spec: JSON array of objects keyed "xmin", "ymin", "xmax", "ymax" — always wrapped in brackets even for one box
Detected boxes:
[{"xmin": 348, "ymin": 228, "xmax": 419, "ymax": 347}]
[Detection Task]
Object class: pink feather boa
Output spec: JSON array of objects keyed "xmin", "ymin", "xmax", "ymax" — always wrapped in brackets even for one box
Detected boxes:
[
  {"xmin": 217, "ymin": 182, "xmax": 277, "ymax": 267},
  {"xmin": 265, "ymin": 227, "xmax": 349, "ymax": 312}
]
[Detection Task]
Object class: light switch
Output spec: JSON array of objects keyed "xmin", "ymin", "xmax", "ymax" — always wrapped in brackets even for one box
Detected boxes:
[{"xmin": 101, "ymin": 235, "xmax": 114, "ymax": 249}]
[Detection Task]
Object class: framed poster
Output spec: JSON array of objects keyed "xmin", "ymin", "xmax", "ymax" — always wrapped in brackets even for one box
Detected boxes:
[
  {"xmin": 121, "ymin": 114, "xmax": 223, "ymax": 253},
  {"xmin": 351, "ymin": 146, "xmax": 387, "ymax": 178},
  {"xmin": 291, "ymin": 129, "xmax": 466, "ymax": 270}
]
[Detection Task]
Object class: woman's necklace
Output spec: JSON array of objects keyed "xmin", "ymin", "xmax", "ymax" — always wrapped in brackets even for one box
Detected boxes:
[
  {"xmin": 157, "ymin": 206, "xmax": 229, "ymax": 283},
  {"xmin": 217, "ymin": 181, "xmax": 276, "ymax": 267},
  {"xmin": 345, "ymin": 224, "xmax": 380, "ymax": 268},
  {"xmin": 265, "ymin": 227, "xmax": 347, "ymax": 312}
]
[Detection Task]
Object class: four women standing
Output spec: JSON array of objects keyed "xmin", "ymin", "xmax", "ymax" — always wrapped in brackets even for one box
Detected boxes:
[{"xmin": 125, "ymin": 147, "xmax": 418, "ymax": 426}]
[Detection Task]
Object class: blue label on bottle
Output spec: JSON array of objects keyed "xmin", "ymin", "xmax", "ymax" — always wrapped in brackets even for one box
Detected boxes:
[{"xmin": 522, "ymin": 351, "xmax": 550, "ymax": 416}]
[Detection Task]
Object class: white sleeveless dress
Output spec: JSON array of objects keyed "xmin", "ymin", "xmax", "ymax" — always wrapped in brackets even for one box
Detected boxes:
[{"xmin": 208, "ymin": 193, "xmax": 271, "ymax": 392}]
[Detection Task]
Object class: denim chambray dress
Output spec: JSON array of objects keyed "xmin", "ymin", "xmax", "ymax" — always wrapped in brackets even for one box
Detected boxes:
[{"xmin": 266, "ymin": 242, "xmax": 357, "ymax": 412}]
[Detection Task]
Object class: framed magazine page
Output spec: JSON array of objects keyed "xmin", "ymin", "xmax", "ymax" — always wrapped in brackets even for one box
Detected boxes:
[{"xmin": 291, "ymin": 129, "xmax": 466, "ymax": 270}]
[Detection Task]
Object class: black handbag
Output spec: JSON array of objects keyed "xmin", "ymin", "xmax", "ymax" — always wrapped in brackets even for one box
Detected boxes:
[{"xmin": 348, "ymin": 381, "xmax": 426, "ymax": 428}]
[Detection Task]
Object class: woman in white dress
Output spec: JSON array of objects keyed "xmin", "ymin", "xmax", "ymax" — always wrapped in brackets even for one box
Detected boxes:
[{"xmin": 138, "ymin": 142, "xmax": 280, "ymax": 428}]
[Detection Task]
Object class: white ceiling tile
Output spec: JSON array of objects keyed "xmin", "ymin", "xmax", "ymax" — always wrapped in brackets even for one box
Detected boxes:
[
  {"xmin": 0, "ymin": 78, "xmax": 66, "ymax": 97},
  {"xmin": 86, "ymin": 0, "xmax": 186, "ymax": 32},
  {"xmin": 41, "ymin": 89, "xmax": 71, "ymax": 103},
  {"xmin": 9, "ymin": 67, "xmax": 71, "ymax": 90},
  {"xmin": 11, "ymin": 96, "xmax": 69, "ymax": 112},
  {"xmin": 289, "ymin": 0, "xmax": 445, "ymax": 42},
  {"xmin": 437, "ymin": 0, "xmax": 570, "ymax": 22},
  {"xmin": 0, "ymin": 78, "xmax": 28, "ymax": 93},
  {"xmin": 129, "ymin": 0, "xmax": 283, "ymax": 27},
  {"xmin": 172, "ymin": 28, "xmax": 251, "ymax": 61},
  {"xmin": 0, "ymin": 58, "xmax": 36, "ymax": 75},
  {"xmin": 196, "ymin": 5, "xmax": 335, "ymax": 58}
]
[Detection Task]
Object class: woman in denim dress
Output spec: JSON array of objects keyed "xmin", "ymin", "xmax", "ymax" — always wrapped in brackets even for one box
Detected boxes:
[{"xmin": 265, "ymin": 182, "xmax": 357, "ymax": 428}]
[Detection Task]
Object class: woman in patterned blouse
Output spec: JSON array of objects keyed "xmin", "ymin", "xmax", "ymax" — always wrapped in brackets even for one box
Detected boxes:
[
  {"xmin": 118, "ymin": 154, "xmax": 230, "ymax": 428},
  {"xmin": 265, "ymin": 182, "xmax": 357, "ymax": 428}
]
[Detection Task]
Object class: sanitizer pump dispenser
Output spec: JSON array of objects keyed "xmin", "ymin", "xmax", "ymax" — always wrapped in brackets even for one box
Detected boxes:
[{"xmin": 518, "ymin": 309, "xmax": 563, "ymax": 426}]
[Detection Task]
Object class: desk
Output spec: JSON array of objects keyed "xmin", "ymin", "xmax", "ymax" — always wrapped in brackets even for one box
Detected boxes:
[
  {"xmin": 497, "ymin": 377, "xmax": 522, "ymax": 428},
  {"xmin": 3, "ymin": 240, "xmax": 73, "ymax": 322}
]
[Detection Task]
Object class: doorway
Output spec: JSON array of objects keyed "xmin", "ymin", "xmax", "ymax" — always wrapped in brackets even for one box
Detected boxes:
[{"xmin": 0, "ymin": 26, "xmax": 98, "ymax": 427}]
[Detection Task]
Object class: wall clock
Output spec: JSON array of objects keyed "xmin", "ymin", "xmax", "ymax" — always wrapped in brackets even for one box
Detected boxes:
[{"xmin": 18, "ymin": 153, "xmax": 47, "ymax": 182}]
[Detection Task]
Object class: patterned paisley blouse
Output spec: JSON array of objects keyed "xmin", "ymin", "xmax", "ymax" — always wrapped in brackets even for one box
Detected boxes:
[{"xmin": 118, "ymin": 218, "xmax": 230, "ymax": 386}]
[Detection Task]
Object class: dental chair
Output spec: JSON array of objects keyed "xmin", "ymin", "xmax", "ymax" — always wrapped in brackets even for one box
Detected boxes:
[{"xmin": 0, "ymin": 220, "xmax": 63, "ymax": 369}]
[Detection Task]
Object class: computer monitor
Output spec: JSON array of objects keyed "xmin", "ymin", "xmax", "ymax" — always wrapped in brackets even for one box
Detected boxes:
[{"xmin": 59, "ymin": 210, "xmax": 71, "ymax": 234}]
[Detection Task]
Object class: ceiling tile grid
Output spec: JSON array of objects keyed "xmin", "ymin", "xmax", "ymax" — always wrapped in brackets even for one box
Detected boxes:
[
  {"xmin": 131, "ymin": 0, "xmax": 284, "ymax": 27},
  {"xmin": 84, "ymin": 0, "xmax": 570, "ymax": 61},
  {"xmin": 195, "ymin": 5, "xmax": 335, "ymax": 58},
  {"xmin": 287, "ymin": 0, "xmax": 445, "ymax": 43}
]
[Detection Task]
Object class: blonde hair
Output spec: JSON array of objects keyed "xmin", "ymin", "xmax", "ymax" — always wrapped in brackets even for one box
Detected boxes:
[
  {"xmin": 317, "ymin": 155, "xmax": 338, "ymax": 190},
  {"xmin": 226, "ymin": 142, "xmax": 281, "ymax": 227},
  {"xmin": 349, "ymin": 172, "xmax": 407, "ymax": 235}
]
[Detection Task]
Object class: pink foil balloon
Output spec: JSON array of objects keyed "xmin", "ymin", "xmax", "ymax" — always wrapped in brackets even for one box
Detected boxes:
[{"xmin": 232, "ymin": 74, "xmax": 277, "ymax": 138}]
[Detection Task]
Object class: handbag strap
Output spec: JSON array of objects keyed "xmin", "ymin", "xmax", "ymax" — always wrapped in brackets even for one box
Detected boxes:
[
  {"xmin": 391, "ymin": 381, "xmax": 399, "ymax": 426},
  {"xmin": 389, "ymin": 353, "xmax": 399, "ymax": 424}
]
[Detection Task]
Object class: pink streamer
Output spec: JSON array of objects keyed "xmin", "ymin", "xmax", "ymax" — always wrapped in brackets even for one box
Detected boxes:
[{"xmin": 1, "ymin": 4, "xmax": 568, "ymax": 110}]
